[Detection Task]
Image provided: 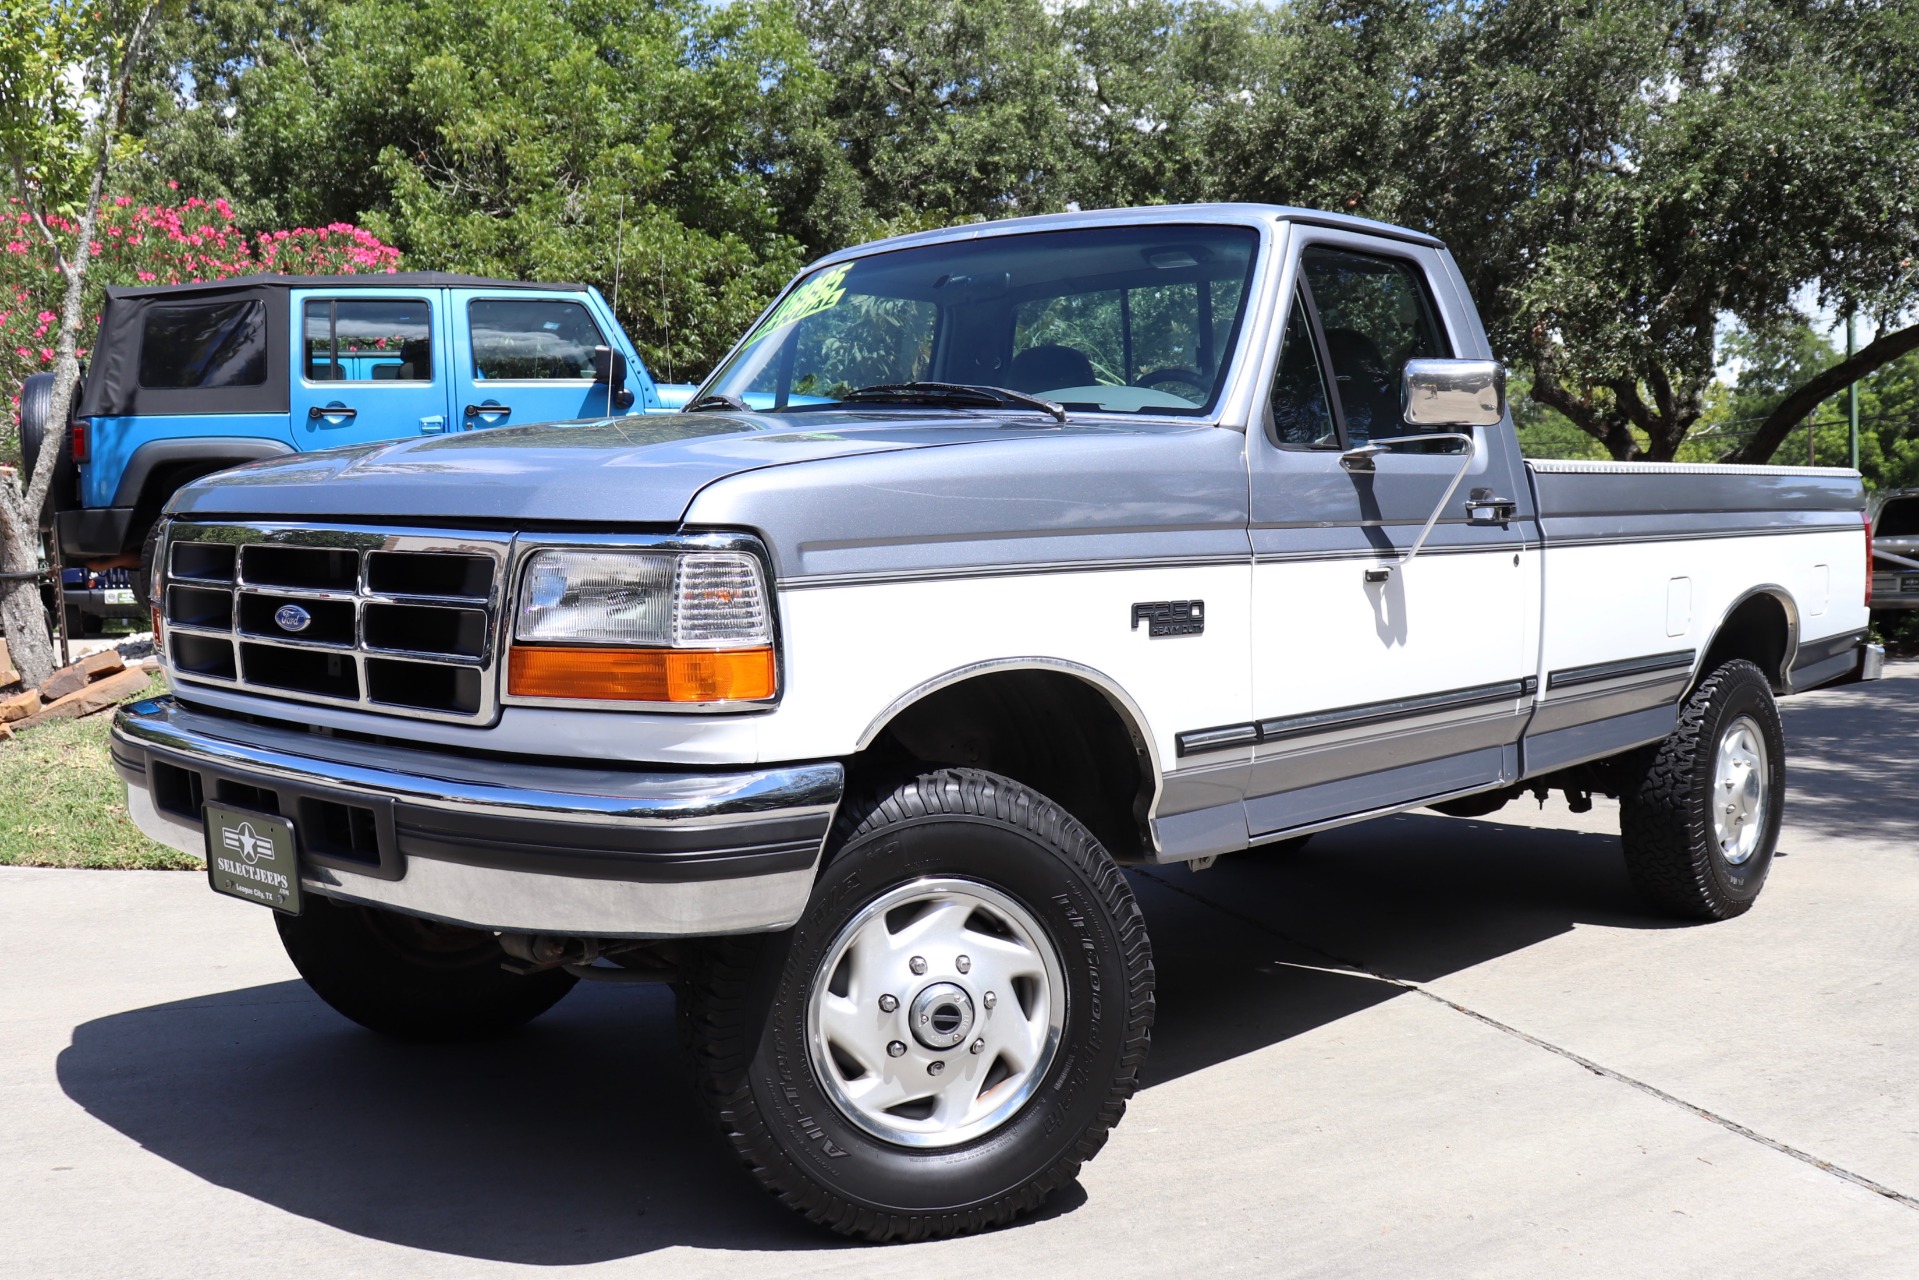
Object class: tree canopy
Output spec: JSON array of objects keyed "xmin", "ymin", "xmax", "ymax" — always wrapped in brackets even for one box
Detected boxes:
[{"xmin": 46, "ymin": 0, "xmax": 1919, "ymax": 463}]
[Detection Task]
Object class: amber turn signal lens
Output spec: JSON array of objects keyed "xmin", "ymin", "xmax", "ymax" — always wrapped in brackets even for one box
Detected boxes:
[{"xmin": 508, "ymin": 645, "xmax": 777, "ymax": 702}]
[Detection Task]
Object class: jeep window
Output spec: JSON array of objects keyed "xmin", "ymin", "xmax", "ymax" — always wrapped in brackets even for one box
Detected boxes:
[
  {"xmin": 304, "ymin": 299, "xmax": 432, "ymax": 382},
  {"xmin": 468, "ymin": 299, "xmax": 608, "ymax": 380},
  {"xmin": 702, "ymin": 224, "xmax": 1260, "ymax": 415},
  {"xmin": 1298, "ymin": 246, "xmax": 1452, "ymax": 444},
  {"xmin": 138, "ymin": 300, "xmax": 268, "ymax": 389}
]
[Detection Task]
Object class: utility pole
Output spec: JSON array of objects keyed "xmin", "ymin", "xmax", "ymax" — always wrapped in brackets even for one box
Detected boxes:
[{"xmin": 1847, "ymin": 312, "xmax": 1861, "ymax": 472}]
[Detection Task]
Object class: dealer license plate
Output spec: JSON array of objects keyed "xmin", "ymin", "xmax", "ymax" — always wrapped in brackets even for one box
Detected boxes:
[
  {"xmin": 103, "ymin": 588, "xmax": 135, "ymax": 605},
  {"xmin": 204, "ymin": 804, "xmax": 302, "ymax": 914},
  {"xmin": 1902, "ymin": 574, "xmax": 1919, "ymax": 594}
]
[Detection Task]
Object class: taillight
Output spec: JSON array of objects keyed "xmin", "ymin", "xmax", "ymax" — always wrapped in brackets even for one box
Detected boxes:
[
  {"xmin": 1865, "ymin": 508, "xmax": 1874, "ymax": 608},
  {"xmin": 69, "ymin": 419, "xmax": 87, "ymax": 463}
]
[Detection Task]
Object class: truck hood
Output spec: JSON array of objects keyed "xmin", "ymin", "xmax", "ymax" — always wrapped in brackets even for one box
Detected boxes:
[{"xmin": 166, "ymin": 411, "xmax": 1097, "ymax": 526}]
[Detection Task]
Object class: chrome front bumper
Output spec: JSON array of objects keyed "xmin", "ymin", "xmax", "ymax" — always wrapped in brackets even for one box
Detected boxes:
[{"xmin": 112, "ymin": 697, "xmax": 843, "ymax": 938}]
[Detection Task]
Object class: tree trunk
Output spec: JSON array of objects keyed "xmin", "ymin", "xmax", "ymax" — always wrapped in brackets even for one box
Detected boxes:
[
  {"xmin": 0, "ymin": 2, "xmax": 162, "ymax": 687},
  {"xmin": 0, "ymin": 495, "xmax": 53, "ymax": 684}
]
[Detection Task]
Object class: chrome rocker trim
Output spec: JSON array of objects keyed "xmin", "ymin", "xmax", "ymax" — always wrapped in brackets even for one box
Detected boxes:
[{"xmin": 112, "ymin": 697, "xmax": 842, "ymax": 939}]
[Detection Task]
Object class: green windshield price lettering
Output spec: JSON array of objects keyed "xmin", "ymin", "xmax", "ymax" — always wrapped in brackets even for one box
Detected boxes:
[{"xmin": 742, "ymin": 263, "xmax": 852, "ymax": 349}]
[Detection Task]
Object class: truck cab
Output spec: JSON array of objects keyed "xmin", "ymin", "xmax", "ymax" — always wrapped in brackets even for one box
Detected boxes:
[{"xmin": 50, "ymin": 272, "xmax": 687, "ymax": 588}]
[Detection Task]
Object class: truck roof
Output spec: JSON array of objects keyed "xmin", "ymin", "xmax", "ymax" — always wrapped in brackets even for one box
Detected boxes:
[
  {"xmin": 104, "ymin": 271, "xmax": 591, "ymax": 302},
  {"xmin": 809, "ymin": 202, "xmax": 1447, "ymax": 271}
]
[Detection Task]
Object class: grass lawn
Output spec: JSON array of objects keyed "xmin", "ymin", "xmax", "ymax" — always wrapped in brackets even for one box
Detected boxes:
[{"xmin": 0, "ymin": 672, "xmax": 199, "ymax": 870}]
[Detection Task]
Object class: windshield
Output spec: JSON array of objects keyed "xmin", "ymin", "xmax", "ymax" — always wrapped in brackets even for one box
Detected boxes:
[{"xmin": 700, "ymin": 224, "xmax": 1261, "ymax": 416}]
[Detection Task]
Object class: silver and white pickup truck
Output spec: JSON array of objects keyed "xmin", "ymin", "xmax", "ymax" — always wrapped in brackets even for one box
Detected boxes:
[{"xmin": 112, "ymin": 204, "xmax": 1882, "ymax": 1241}]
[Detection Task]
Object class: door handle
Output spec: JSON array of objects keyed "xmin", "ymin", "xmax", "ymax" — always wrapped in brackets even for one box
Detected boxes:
[
  {"xmin": 308, "ymin": 404, "xmax": 357, "ymax": 420},
  {"xmin": 1465, "ymin": 488, "xmax": 1517, "ymax": 524},
  {"xmin": 464, "ymin": 403, "xmax": 511, "ymax": 418}
]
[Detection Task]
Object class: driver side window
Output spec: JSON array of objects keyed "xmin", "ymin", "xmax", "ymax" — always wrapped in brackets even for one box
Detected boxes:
[{"xmin": 1297, "ymin": 246, "xmax": 1452, "ymax": 445}]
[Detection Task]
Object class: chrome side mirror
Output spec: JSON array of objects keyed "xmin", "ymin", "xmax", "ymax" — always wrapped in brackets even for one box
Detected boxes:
[{"xmin": 1401, "ymin": 358, "xmax": 1506, "ymax": 428}]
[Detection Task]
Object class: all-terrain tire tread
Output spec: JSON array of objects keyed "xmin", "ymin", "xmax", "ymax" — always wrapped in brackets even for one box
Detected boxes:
[
  {"xmin": 1618, "ymin": 659, "xmax": 1777, "ymax": 921},
  {"xmin": 682, "ymin": 767, "xmax": 1155, "ymax": 1242}
]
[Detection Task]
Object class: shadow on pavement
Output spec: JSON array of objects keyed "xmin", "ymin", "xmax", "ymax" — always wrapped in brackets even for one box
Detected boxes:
[
  {"xmin": 1135, "ymin": 808, "xmax": 1668, "ymax": 1086},
  {"xmin": 1777, "ymin": 667, "xmax": 1919, "ymax": 847},
  {"xmin": 57, "ymin": 806, "xmax": 1679, "ymax": 1262}
]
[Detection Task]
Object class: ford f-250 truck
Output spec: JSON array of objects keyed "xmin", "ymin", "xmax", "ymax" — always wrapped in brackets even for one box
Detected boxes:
[{"xmin": 111, "ymin": 204, "xmax": 1882, "ymax": 1241}]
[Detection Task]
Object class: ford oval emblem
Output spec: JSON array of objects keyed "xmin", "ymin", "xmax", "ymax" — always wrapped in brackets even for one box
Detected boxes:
[{"xmin": 274, "ymin": 604, "xmax": 313, "ymax": 633}]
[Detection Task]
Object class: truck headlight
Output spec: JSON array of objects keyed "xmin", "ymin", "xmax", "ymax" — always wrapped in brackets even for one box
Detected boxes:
[{"xmin": 508, "ymin": 549, "xmax": 776, "ymax": 704}]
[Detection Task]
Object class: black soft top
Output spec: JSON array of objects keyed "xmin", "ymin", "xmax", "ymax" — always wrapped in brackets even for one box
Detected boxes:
[
  {"xmin": 101, "ymin": 271, "xmax": 589, "ymax": 300},
  {"xmin": 79, "ymin": 273, "xmax": 592, "ymax": 418}
]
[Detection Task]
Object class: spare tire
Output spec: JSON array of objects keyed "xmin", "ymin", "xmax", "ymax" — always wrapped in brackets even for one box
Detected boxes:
[{"xmin": 16, "ymin": 372, "xmax": 75, "ymax": 522}]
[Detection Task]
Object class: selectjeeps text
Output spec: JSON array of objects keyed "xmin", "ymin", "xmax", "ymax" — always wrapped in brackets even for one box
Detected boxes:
[{"xmin": 113, "ymin": 205, "xmax": 1883, "ymax": 1241}]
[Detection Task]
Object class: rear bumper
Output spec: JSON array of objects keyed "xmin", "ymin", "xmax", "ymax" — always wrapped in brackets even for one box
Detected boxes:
[
  {"xmin": 64, "ymin": 587, "xmax": 144, "ymax": 622},
  {"xmin": 111, "ymin": 696, "xmax": 842, "ymax": 938}
]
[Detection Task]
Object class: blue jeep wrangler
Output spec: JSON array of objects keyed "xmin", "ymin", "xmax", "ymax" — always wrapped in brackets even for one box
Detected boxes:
[{"xmin": 23, "ymin": 272, "xmax": 690, "ymax": 603}]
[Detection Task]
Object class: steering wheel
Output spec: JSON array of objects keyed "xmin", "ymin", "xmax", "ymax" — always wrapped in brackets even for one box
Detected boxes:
[{"xmin": 1134, "ymin": 367, "xmax": 1208, "ymax": 392}]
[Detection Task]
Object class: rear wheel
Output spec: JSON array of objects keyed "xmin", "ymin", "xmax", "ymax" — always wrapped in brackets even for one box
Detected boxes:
[
  {"xmin": 1618, "ymin": 659, "xmax": 1785, "ymax": 920},
  {"xmin": 684, "ymin": 768, "xmax": 1155, "ymax": 1241},
  {"xmin": 276, "ymin": 896, "xmax": 577, "ymax": 1040}
]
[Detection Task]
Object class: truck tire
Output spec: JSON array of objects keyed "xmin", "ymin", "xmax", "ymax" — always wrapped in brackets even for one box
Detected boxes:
[
  {"xmin": 275, "ymin": 896, "xmax": 577, "ymax": 1040},
  {"xmin": 132, "ymin": 520, "xmax": 161, "ymax": 612},
  {"xmin": 683, "ymin": 768, "xmax": 1155, "ymax": 1241},
  {"xmin": 62, "ymin": 602, "xmax": 101, "ymax": 638},
  {"xmin": 1618, "ymin": 659, "xmax": 1785, "ymax": 921}
]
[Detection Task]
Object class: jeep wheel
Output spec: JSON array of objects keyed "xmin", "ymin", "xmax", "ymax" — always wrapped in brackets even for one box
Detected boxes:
[
  {"xmin": 1618, "ymin": 659, "xmax": 1786, "ymax": 920},
  {"xmin": 276, "ymin": 896, "xmax": 576, "ymax": 1040},
  {"xmin": 684, "ymin": 768, "xmax": 1155, "ymax": 1241}
]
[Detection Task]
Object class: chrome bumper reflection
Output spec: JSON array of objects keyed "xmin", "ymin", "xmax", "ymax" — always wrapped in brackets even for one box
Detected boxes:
[{"xmin": 113, "ymin": 696, "xmax": 842, "ymax": 938}]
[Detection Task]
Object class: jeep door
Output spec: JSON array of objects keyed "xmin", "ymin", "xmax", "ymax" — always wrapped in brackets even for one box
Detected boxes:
[
  {"xmin": 1236, "ymin": 228, "xmax": 1539, "ymax": 837},
  {"xmin": 449, "ymin": 291, "xmax": 628, "ymax": 428},
  {"xmin": 291, "ymin": 289, "xmax": 452, "ymax": 444}
]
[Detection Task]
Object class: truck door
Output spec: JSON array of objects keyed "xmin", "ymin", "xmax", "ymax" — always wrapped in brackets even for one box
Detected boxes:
[
  {"xmin": 1238, "ymin": 232, "xmax": 1537, "ymax": 838},
  {"xmin": 449, "ymin": 291, "xmax": 628, "ymax": 429},
  {"xmin": 291, "ymin": 289, "xmax": 451, "ymax": 444}
]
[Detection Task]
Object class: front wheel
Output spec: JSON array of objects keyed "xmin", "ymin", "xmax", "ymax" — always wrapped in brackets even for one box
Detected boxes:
[
  {"xmin": 684, "ymin": 768, "xmax": 1155, "ymax": 1241},
  {"xmin": 1618, "ymin": 659, "xmax": 1786, "ymax": 920},
  {"xmin": 276, "ymin": 896, "xmax": 577, "ymax": 1040}
]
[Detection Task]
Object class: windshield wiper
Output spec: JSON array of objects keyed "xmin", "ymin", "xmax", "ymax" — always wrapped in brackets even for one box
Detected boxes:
[
  {"xmin": 683, "ymin": 392, "xmax": 750, "ymax": 413},
  {"xmin": 840, "ymin": 381, "xmax": 1067, "ymax": 424}
]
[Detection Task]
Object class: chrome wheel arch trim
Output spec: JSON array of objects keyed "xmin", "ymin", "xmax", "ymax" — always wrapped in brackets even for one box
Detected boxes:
[
  {"xmin": 853, "ymin": 656, "xmax": 1166, "ymax": 855},
  {"xmin": 1696, "ymin": 582, "xmax": 1802, "ymax": 693}
]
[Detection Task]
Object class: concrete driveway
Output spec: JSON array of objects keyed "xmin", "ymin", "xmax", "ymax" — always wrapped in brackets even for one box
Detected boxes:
[{"xmin": 5, "ymin": 666, "xmax": 1919, "ymax": 1278}]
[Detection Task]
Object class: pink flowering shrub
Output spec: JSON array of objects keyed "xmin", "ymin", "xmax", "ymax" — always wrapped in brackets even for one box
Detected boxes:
[{"xmin": 3, "ymin": 194, "xmax": 400, "ymax": 460}]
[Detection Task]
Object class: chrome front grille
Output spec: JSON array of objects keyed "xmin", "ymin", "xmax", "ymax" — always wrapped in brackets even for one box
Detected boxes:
[{"xmin": 161, "ymin": 521, "xmax": 511, "ymax": 723}]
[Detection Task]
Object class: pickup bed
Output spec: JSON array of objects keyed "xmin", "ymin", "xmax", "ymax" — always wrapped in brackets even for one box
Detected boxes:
[{"xmin": 112, "ymin": 204, "xmax": 1880, "ymax": 1242}]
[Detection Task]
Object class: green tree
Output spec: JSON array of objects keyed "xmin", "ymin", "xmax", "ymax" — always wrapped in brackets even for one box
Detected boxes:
[
  {"xmin": 127, "ymin": 0, "xmax": 838, "ymax": 375},
  {"xmin": 793, "ymin": 0, "xmax": 1080, "ymax": 226},
  {"xmin": 1204, "ymin": 0, "xmax": 1919, "ymax": 463},
  {"xmin": 0, "ymin": 0, "xmax": 171, "ymax": 686}
]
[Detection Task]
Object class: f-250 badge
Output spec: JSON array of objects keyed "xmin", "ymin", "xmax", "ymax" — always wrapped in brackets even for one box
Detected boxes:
[{"xmin": 1131, "ymin": 600, "xmax": 1204, "ymax": 637}]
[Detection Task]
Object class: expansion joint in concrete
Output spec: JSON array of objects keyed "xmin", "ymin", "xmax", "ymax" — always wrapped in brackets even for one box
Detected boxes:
[{"xmin": 1139, "ymin": 869, "xmax": 1919, "ymax": 1214}]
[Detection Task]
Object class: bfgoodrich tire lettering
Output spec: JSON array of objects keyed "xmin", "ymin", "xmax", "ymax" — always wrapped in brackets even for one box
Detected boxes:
[
  {"xmin": 276, "ymin": 896, "xmax": 576, "ymax": 1040},
  {"xmin": 1618, "ymin": 659, "xmax": 1786, "ymax": 920},
  {"xmin": 684, "ymin": 768, "xmax": 1155, "ymax": 1241}
]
